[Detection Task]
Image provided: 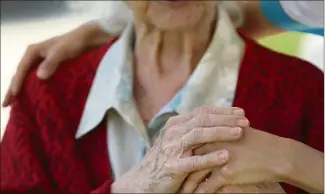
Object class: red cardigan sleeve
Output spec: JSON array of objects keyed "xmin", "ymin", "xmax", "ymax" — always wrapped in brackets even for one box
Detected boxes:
[
  {"xmin": 302, "ymin": 66, "xmax": 324, "ymax": 152},
  {"xmin": 0, "ymin": 42, "xmax": 120, "ymax": 193},
  {"xmin": 0, "ymin": 95, "xmax": 56, "ymax": 193},
  {"xmin": 283, "ymin": 64, "xmax": 324, "ymax": 194},
  {"xmin": 1, "ymin": 86, "xmax": 114, "ymax": 194}
]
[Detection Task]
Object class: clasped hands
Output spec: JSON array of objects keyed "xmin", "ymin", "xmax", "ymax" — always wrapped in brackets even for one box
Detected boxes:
[{"xmin": 112, "ymin": 106, "xmax": 288, "ymax": 193}]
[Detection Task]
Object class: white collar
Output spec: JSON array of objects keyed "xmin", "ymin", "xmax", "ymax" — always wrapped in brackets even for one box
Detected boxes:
[
  {"xmin": 75, "ymin": 23, "xmax": 134, "ymax": 139},
  {"xmin": 75, "ymin": 7, "xmax": 245, "ymax": 139}
]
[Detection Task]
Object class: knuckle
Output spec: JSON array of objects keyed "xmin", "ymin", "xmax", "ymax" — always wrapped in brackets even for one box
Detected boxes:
[
  {"xmin": 220, "ymin": 165, "xmax": 233, "ymax": 177},
  {"xmin": 162, "ymin": 129, "xmax": 174, "ymax": 142},
  {"xmin": 194, "ymin": 115, "xmax": 207, "ymax": 126},
  {"xmin": 173, "ymin": 166, "xmax": 185, "ymax": 176},
  {"xmin": 224, "ymin": 115, "xmax": 239, "ymax": 125},
  {"xmin": 232, "ymin": 107, "xmax": 245, "ymax": 115},
  {"xmin": 218, "ymin": 107, "xmax": 228, "ymax": 114},
  {"xmin": 194, "ymin": 106, "xmax": 210, "ymax": 114},
  {"xmin": 169, "ymin": 125, "xmax": 182, "ymax": 136},
  {"xmin": 165, "ymin": 116, "xmax": 177, "ymax": 127},
  {"xmin": 188, "ymin": 156, "xmax": 200, "ymax": 169},
  {"xmin": 179, "ymin": 136, "xmax": 189, "ymax": 149},
  {"xmin": 212, "ymin": 107, "xmax": 227, "ymax": 114},
  {"xmin": 164, "ymin": 125, "xmax": 176, "ymax": 136},
  {"xmin": 183, "ymin": 133, "xmax": 194, "ymax": 147},
  {"xmin": 52, "ymin": 48, "xmax": 66, "ymax": 58},
  {"xmin": 217, "ymin": 126, "xmax": 230, "ymax": 135},
  {"xmin": 164, "ymin": 161, "xmax": 179, "ymax": 175},
  {"xmin": 222, "ymin": 107, "xmax": 236, "ymax": 115},
  {"xmin": 161, "ymin": 142, "xmax": 176, "ymax": 155},
  {"xmin": 193, "ymin": 127, "xmax": 204, "ymax": 139}
]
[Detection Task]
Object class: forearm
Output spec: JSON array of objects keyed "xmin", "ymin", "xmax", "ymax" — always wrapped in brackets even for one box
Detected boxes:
[
  {"xmin": 78, "ymin": 21, "xmax": 117, "ymax": 48},
  {"xmin": 64, "ymin": 20, "xmax": 116, "ymax": 50},
  {"xmin": 281, "ymin": 138, "xmax": 324, "ymax": 193}
]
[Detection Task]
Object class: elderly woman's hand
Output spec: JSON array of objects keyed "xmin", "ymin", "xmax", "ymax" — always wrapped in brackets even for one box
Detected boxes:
[
  {"xmin": 179, "ymin": 127, "xmax": 291, "ymax": 193},
  {"xmin": 111, "ymin": 107, "xmax": 249, "ymax": 193}
]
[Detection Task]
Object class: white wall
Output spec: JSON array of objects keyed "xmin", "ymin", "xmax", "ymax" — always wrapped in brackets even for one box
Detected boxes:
[
  {"xmin": 298, "ymin": 34, "xmax": 324, "ymax": 71},
  {"xmin": 1, "ymin": 1, "xmax": 118, "ymax": 138}
]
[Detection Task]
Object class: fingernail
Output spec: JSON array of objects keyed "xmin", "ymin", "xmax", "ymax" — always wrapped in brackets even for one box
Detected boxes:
[
  {"xmin": 218, "ymin": 151, "xmax": 228, "ymax": 160},
  {"xmin": 230, "ymin": 127, "xmax": 242, "ymax": 136},
  {"xmin": 233, "ymin": 109, "xmax": 244, "ymax": 115},
  {"xmin": 237, "ymin": 119, "xmax": 249, "ymax": 127},
  {"xmin": 37, "ymin": 68, "xmax": 47, "ymax": 79}
]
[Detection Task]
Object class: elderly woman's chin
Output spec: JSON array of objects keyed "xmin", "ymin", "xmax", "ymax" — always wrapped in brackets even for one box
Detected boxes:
[{"xmin": 128, "ymin": 0, "xmax": 216, "ymax": 31}]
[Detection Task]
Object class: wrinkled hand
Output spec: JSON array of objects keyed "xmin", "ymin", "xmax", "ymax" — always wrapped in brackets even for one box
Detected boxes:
[
  {"xmin": 179, "ymin": 127, "xmax": 289, "ymax": 193},
  {"xmin": 111, "ymin": 107, "xmax": 250, "ymax": 193},
  {"xmin": 2, "ymin": 27, "xmax": 91, "ymax": 107}
]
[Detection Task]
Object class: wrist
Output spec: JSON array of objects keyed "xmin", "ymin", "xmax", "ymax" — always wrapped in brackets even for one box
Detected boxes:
[
  {"xmin": 271, "ymin": 137, "xmax": 298, "ymax": 182},
  {"xmin": 111, "ymin": 167, "xmax": 148, "ymax": 193},
  {"xmin": 111, "ymin": 181, "xmax": 125, "ymax": 193},
  {"xmin": 273, "ymin": 138, "xmax": 324, "ymax": 193},
  {"xmin": 76, "ymin": 21, "xmax": 114, "ymax": 48},
  {"xmin": 111, "ymin": 175, "xmax": 134, "ymax": 193}
]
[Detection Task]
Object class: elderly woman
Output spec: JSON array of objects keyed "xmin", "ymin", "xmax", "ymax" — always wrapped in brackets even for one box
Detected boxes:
[
  {"xmin": 1, "ymin": 1, "xmax": 323, "ymax": 194},
  {"xmin": 0, "ymin": 0, "xmax": 323, "ymax": 96}
]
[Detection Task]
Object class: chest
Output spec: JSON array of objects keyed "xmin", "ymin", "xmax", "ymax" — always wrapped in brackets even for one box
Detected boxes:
[
  {"xmin": 233, "ymin": 78, "xmax": 304, "ymax": 139},
  {"xmin": 133, "ymin": 79, "xmax": 186, "ymax": 125},
  {"xmin": 36, "ymin": 68, "xmax": 306, "ymax": 192}
]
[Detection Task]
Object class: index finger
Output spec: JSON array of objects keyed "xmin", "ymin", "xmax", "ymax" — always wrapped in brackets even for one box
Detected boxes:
[
  {"xmin": 2, "ymin": 79, "xmax": 15, "ymax": 107},
  {"xmin": 191, "ymin": 106, "xmax": 245, "ymax": 116},
  {"xmin": 11, "ymin": 45, "xmax": 42, "ymax": 95},
  {"xmin": 165, "ymin": 107, "xmax": 245, "ymax": 129}
]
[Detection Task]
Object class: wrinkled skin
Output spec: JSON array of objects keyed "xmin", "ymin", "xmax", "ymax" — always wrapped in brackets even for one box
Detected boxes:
[{"xmin": 111, "ymin": 107, "xmax": 248, "ymax": 193}]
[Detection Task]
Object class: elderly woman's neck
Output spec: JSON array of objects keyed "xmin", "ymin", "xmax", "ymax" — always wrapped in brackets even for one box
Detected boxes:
[{"xmin": 134, "ymin": 20, "xmax": 215, "ymax": 75}]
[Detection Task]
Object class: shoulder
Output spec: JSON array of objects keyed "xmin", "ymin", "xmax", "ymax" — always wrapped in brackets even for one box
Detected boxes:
[
  {"xmin": 244, "ymin": 36, "xmax": 323, "ymax": 84},
  {"xmin": 238, "ymin": 37, "xmax": 323, "ymax": 146},
  {"xmin": 240, "ymin": 36, "xmax": 323, "ymax": 113},
  {"xmin": 16, "ymin": 40, "xmax": 116, "ymax": 120}
]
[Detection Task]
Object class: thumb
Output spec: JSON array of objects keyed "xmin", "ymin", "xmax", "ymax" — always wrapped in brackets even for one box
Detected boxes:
[{"xmin": 36, "ymin": 50, "xmax": 65, "ymax": 79}]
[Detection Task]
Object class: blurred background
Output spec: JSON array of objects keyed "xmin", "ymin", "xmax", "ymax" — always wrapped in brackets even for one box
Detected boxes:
[{"xmin": 1, "ymin": 1, "xmax": 324, "ymax": 138}]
